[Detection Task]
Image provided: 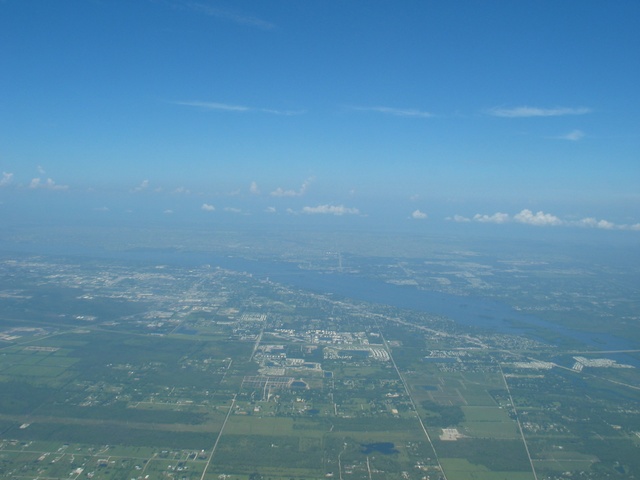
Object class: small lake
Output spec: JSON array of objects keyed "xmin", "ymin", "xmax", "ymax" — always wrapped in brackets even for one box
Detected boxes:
[{"xmin": 361, "ymin": 442, "xmax": 398, "ymax": 455}]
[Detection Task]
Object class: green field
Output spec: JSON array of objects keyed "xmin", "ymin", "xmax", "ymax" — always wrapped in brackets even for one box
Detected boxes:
[{"xmin": 1, "ymin": 250, "xmax": 639, "ymax": 480}]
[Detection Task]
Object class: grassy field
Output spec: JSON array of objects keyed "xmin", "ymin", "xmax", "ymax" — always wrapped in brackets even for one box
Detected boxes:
[{"xmin": 440, "ymin": 458, "xmax": 536, "ymax": 480}]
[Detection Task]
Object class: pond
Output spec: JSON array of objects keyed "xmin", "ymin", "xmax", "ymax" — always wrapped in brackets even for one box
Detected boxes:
[{"xmin": 361, "ymin": 442, "xmax": 398, "ymax": 455}]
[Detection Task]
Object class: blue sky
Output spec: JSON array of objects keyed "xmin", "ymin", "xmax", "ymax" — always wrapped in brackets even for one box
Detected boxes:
[{"xmin": 1, "ymin": 1, "xmax": 639, "ymax": 231}]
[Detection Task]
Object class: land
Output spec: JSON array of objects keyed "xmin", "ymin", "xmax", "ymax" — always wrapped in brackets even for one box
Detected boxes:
[{"xmin": 0, "ymin": 227, "xmax": 639, "ymax": 480}]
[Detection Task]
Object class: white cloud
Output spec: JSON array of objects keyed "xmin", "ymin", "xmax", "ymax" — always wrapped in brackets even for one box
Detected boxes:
[
  {"xmin": 29, "ymin": 177, "xmax": 68, "ymax": 191},
  {"xmin": 249, "ymin": 181, "xmax": 260, "ymax": 195},
  {"xmin": 302, "ymin": 204, "xmax": 360, "ymax": 216},
  {"xmin": 172, "ymin": 186, "xmax": 191, "ymax": 195},
  {"xmin": 132, "ymin": 179, "xmax": 150, "ymax": 192},
  {"xmin": 514, "ymin": 209, "xmax": 563, "ymax": 226},
  {"xmin": 488, "ymin": 106, "xmax": 591, "ymax": 118},
  {"xmin": 201, "ymin": 203, "xmax": 215, "ymax": 211},
  {"xmin": 265, "ymin": 206, "xmax": 276, "ymax": 213},
  {"xmin": 353, "ymin": 106, "xmax": 432, "ymax": 118},
  {"xmin": 557, "ymin": 129, "xmax": 585, "ymax": 141},
  {"xmin": 596, "ymin": 219, "xmax": 615, "ymax": 230},
  {"xmin": 473, "ymin": 212, "xmax": 510, "ymax": 224},
  {"xmin": 224, "ymin": 207, "xmax": 242, "ymax": 213},
  {"xmin": 0, "ymin": 172, "xmax": 13, "ymax": 187},
  {"xmin": 163, "ymin": 209, "xmax": 174, "ymax": 215},
  {"xmin": 270, "ymin": 187, "xmax": 296, "ymax": 197},
  {"xmin": 573, "ymin": 217, "xmax": 615, "ymax": 229},
  {"xmin": 37, "ymin": 165, "xmax": 46, "ymax": 175},
  {"xmin": 411, "ymin": 209, "xmax": 428, "ymax": 220},
  {"xmin": 271, "ymin": 178, "xmax": 312, "ymax": 197},
  {"xmin": 448, "ymin": 208, "xmax": 639, "ymax": 232}
]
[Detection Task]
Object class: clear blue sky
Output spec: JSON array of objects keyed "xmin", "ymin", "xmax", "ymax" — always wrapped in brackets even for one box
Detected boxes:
[{"xmin": 1, "ymin": 1, "xmax": 639, "ymax": 230}]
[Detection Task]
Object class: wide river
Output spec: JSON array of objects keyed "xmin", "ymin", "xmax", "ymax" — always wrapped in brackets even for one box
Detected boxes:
[
  {"xmin": 2, "ymin": 242, "xmax": 638, "ymax": 365},
  {"xmin": 118, "ymin": 249, "xmax": 638, "ymax": 361}
]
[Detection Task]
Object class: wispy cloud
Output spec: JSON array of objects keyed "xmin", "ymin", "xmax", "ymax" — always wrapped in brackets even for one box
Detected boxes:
[
  {"xmin": 224, "ymin": 207, "xmax": 243, "ymax": 214},
  {"xmin": 249, "ymin": 181, "xmax": 260, "ymax": 195},
  {"xmin": 175, "ymin": 101, "xmax": 250, "ymax": 112},
  {"xmin": 352, "ymin": 106, "xmax": 433, "ymax": 118},
  {"xmin": 411, "ymin": 209, "xmax": 428, "ymax": 220},
  {"xmin": 131, "ymin": 179, "xmax": 150, "ymax": 193},
  {"xmin": 487, "ymin": 106, "xmax": 591, "ymax": 118},
  {"xmin": 271, "ymin": 187, "xmax": 299, "ymax": 197},
  {"xmin": 0, "ymin": 172, "xmax": 13, "ymax": 187},
  {"xmin": 187, "ymin": 3, "xmax": 275, "ymax": 30},
  {"xmin": 448, "ymin": 214, "xmax": 471, "ymax": 223},
  {"xmin": 556, "ymin": 129, "xmax": 585, "ymax": 141},
  {"xmin": 201, "ymin": 203, "xmax": 215, "ymax": 212},
  {"xmin": 174, "ymin": 101, "xmax": 304, "ymax": 116},
  {"xmin": 302, "ymin": 204, "xmax": 360, "ymax": 216},
  {"xmin": 271, "ymin": 178, "xmax": 313, "ymax": 197},
  {"xmin": 260, "ymin": 108, "xmax": 306, "ymax": 116},
  {"xmin": 29, "ymin": 177, "xmax": 68, "ymax": 191}
]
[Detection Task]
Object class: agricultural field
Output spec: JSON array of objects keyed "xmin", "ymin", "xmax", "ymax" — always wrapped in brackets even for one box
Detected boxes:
[{"xmin": 0, "ymin": 246, "xmax": 639, "ymax": 480}]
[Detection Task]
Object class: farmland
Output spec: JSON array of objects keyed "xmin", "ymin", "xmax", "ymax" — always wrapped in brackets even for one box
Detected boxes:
[{"xmin": 0, "ymin": 235, "xmax": 639, "ymax": 479}]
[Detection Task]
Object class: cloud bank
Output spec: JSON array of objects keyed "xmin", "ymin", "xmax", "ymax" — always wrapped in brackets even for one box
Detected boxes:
[{"xmin": 452, "ymin": 209, "xmax": 637, "ymax": 231}]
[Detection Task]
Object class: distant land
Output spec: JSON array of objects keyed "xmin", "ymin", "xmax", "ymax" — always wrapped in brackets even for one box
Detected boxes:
[{"xmin": 0, "ymin": 224, "xmax": 638, "ymax": 479}]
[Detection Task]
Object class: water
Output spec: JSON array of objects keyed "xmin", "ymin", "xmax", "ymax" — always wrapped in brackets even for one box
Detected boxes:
[
  {"xmin": 202, "ymin": 255, "xmax": 636, "ymax": 354},
  {"xmin": 1, "ymin": 242, "xmax": 637, "ymax": 360},
  {"xmin": 361, "ymin": 442, "xmax": 398, "ymax": 455}
]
